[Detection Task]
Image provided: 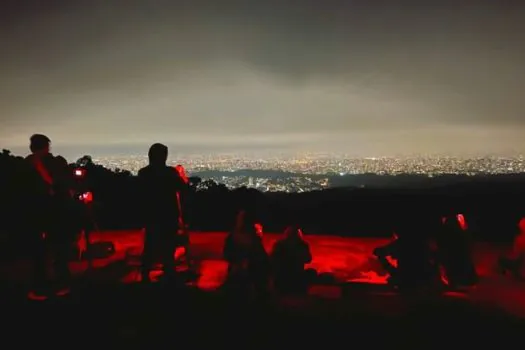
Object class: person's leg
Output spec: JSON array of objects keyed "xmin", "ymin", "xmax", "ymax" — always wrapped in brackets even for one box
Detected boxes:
[
  {"xmin": 28, "ymin": 232, "xmax": 49, "ymax": 300},
  {"xmin": 161, "ymin": 232, "xmax": 177, "ymax": 278},
  {"xmin": 141, "ymin": 228, "xmax": 155, "ymax": 282},
  {"xmin": 180, "ymin": 231, "xmax": 195, "ymax": 269},
  {"xmin": 53, "ymin": 238, "xmax": 72, "ymax": 295}
]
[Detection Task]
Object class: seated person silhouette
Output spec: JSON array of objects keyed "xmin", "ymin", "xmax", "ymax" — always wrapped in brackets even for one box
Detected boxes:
[
  {"xmin": 223, "ymin": 210, "xmax": 270, "ymax": 294},
  {"xmin": 437, "ymin": 213, "xmax": 478, "ymax": 288},
  {"xmin": 373, "ymin": 232, "xmax": 400, "ymax": 283},
  {"xmin": 138, "ymin": 143, "xmax": 188, "ymax": 282},
  {"xmin": 375, "ymin": 219, "xmax": 437, "ymax": 289},
  {"xmin": 499, "ymin": 217, "xmax": 525, "ymax": 279},
  {"xmin": 271, "ymin": 225, "xmax": 313, "ymax": 294}
]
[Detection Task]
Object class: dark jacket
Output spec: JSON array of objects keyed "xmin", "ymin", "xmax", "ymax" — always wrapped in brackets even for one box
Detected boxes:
[{"xmin": 137, "ymin": 164, "xmax": 187, "ymax": 229}]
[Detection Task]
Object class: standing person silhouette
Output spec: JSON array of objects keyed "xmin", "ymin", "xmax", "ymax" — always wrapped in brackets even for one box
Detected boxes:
[
  {"xmin": 24, "ymin": 134, "xmax": 72, "ymax": 299},
  {"xmin": 138, "ymin": 143, "xmax": 188, "ymax": 282}
]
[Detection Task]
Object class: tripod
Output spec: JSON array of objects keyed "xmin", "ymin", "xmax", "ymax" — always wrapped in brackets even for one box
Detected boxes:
[{"xmin": 77, "ymin": 193, "xmax": 110, "ymax": 270}]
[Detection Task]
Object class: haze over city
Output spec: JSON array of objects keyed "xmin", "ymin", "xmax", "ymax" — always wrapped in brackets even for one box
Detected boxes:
[{"xmin": 1, "ymin": 1, "xmax": 524, "ymax": 157}]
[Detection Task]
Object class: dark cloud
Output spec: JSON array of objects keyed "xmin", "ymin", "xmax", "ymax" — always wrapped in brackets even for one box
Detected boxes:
[{"xmin": 1, "ymin": 1, "xmax": 524, "ymax": 155}]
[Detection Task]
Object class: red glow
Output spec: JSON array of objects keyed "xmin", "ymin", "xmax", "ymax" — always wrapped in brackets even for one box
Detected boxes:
[
  {"xmin": 13, "ymin": 230, "xmax": 525, "ymax": 316},
  {"xmin": 81, "ymin": 191, "xmax": 93, "ymax": 204},
  {"xmin": 442, "ymin": 214, "xmax": 468, "ymax": 230},
  {"xmin": 174, "ymin": 164, "xmax": 189, "ymax": 184},
  {"xmin": 519, "ymin": 218, "xmax": 525, "ymax": 232},
  {"xmin": 254, "ymin": 223, "xmax": 263, "ymax": 237},
  {"xmin": 457, "ymin": 214, "xmax": 467, "ymax": 230}
]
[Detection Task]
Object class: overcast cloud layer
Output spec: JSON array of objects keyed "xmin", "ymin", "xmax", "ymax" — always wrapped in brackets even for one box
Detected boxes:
[{"xmin": 1, "ymin": 0, "xmax": 524, "ymax": 156}]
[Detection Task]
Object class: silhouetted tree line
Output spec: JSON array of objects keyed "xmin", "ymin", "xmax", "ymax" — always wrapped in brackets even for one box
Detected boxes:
[{"xmin": 2, "ymin": 149, "xmax": 525, "ymax": 244}]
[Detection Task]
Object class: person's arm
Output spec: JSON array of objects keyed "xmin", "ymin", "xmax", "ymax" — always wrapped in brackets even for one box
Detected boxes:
[{"xmin": 171, "ymin": 168, "xmax": 189, "ymax": 225}]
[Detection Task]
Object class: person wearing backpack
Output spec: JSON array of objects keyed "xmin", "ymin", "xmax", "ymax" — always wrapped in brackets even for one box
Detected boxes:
[{"xmin": 24, "ymin": 134, "xmax": 73, "ymax": 300}]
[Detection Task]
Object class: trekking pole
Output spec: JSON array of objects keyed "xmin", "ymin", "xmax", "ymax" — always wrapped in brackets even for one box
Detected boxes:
[
  {"xmin": 176, "ymin": 191, "xmax": 193, "ymax": 269},
  {"xmin": 174, "ymin": 165, "xmax": 194, "ymax": 269}
]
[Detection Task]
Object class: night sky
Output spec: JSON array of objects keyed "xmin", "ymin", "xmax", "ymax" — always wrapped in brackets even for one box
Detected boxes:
[{"xmin": 1, "ymin": 1, "xmax": 524, "ymax": 156}]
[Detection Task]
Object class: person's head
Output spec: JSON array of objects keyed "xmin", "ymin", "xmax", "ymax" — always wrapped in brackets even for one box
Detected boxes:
[
  {"xmin": 29, "ymin": 134, "xmax": 51, "ymax": 155},
  {"xmin": 234, "ymin": 209, "xmax": 257, "ymax": 235},
  {"xmin": 148, "ymin": 143, "xmax": 168, "ymax": 166},
  {"xmin": 284, "ymin": 225, "xmax": 303, "ymax": 240}
]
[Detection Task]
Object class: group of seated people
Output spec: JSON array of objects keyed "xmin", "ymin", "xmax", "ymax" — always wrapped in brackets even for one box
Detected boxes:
[
  {"xmin": 373, "ymin": 213, "xmax": 478, "ymax": 290},
  {"xmin": 222, "ymin": 210, "xmax": 313, "ymax": 295},
  {"xmin": 221, "ymin": 210, "xmax": 525, "ymax": 296},
  {"xmin": 374, "ymin": 214, "xmax": 525, "ymax": 289}
]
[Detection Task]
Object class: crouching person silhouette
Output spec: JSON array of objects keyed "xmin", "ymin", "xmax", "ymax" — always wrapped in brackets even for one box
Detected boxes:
[
  {"xmin": 271, "ymin": 225, "xmax": 313, "ymax": 295},
  {"xmin": 223, "ymin": 210, "xmax": 270, "ymax": 297},
  {"xmin": 138, "ymin": 143, "xmax": 188, "ymax": 283}
]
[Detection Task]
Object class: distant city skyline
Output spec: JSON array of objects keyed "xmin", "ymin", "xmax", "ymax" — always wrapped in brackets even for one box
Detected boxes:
[
  {"xmin": 4, "ymin": 141, "xmax": 525, "ymax": 162},
  {"xmin": 80, "ymin": 153, "xmax": 525, "ymax": 193},
  {"xmin": 1, "ymin": 1, "xmax": 524, "ymax": 155}
]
